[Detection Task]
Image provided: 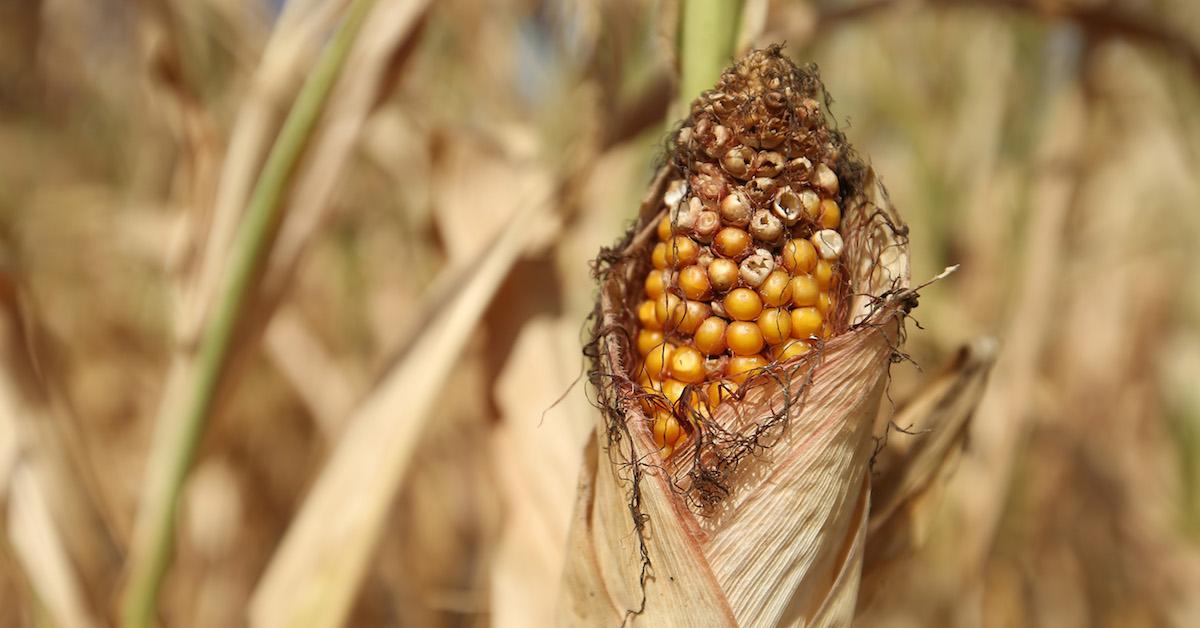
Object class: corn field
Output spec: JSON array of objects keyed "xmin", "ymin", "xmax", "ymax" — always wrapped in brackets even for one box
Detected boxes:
[{"xmin": 1, "ymin": 0, "xmax": 1199, "ymax": 626}]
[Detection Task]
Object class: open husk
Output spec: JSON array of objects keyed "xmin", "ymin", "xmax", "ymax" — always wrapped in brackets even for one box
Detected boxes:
[{"xmin": 561, "ymin": 47, "xmax": 912, "ymax": 623}]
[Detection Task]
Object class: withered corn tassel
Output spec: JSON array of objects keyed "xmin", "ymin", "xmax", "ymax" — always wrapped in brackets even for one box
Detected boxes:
[{"xmin": 635, "ymin": 49, "xmax": 848, "ymax": 459}]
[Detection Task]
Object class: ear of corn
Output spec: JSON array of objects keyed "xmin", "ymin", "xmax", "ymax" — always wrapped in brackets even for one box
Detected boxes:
[
  {"xmin": 633, "ymin": 49, "xmax": 849, "ymax": 458},
  {"xmin": 566, "ymin": 46, "xmax": 913, "ymax": 626}
]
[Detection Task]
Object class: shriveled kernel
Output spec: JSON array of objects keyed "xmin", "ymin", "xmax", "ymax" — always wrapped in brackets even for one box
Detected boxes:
[
  {"xmin": 707, "ymin": 258, "xmax": 740, "ymax": 292},
  {"xmin": 644, "ymin": 270, "xmax": 666, "ymax": 299},
  {"xmin": 711, "ymin": 300, "xmax": 728, "ymax": 318},
  {"xmin": 749, "ymin": 209, "xmax": 783, "ymax": 243},
  {"xmin": 781, "ymin": 238, "xmax": 817, "ymax": 274},
  {"xmin": 726, "ymin": 321, "xmax": 765, "ymax": 356},
  {"xmin": 694, "ymin": 317, "xmax": 728, "ymax": 355},
  {"xmin": 724, "ymin": 288, "xmax": 763, "ymax": 321},
  {"xmin": 739, "ymin": 249, "xmax": 775, "ymax": 287},
  {"xmin": 637, "ymin": 329, "xmax": 664, "ymax": 355},
  {"xmin": 669, "ymin": 345, "xmax": 706, "ymax": 384},
  {"xmin": 773, "ymin": 339, "xmax": 810, "ymax": 361},
  {"xmin": 758, "ymin": 269, "xmax": 793, "ymax": 307},
  {"xmin": 790, "ymin": 274, "xmax": 820, "ymax": 307},
  {"xmin": 665, "ymin": 235, "xmax": 700, "ymax": 266},
  {"xmin": 746, "ymin": 177, "xmax": 776, "ymax": 204},
  {"xmin": 714, "ymin": 227, "xmax": 752, "ymax": 259},
  {"xmin": 643, "ymin": 342, "xmax": 675, "ymax": 381},
  {"xmin": 811, "ymin": 229, "xmax": 844, "ymax": 260},
  {"xmin": 638, "ymin": 300, "xmax": 662, "ymax": 330},
  {"xmin": 695, "ymin": 210, "xmax": 721, "ymax": 241},
  {"xmin": 719, "ymin": 192, "xmax": 751, "ymax": 226},
  {"xmin": 652, "ymin": 242, "xmax": 668, "ymax": 269},
  {"xmin": 791, "ymin": 307, "xmax": 823, "ymax": 339},
  {"xmin": 679, "ymin": 265, "xmax": 711, "ymax": 300},
  {"xmin": 657, "ymin": 215, "xmax": 672, "ymax": 241},
  {"xmin": 675, "ymin": 300, "xmax": 712, "ymax": 334},
  {"xmin": 757, "ymin": 308, "xmax": 793, "ymax": 345},
  {"xmin": 773, "ymin": 187, "xmax": 803, "ymax": 225},
  {"xmin": 729, "ymin": 355, "xmax": 767, "ymax": 385},
  {"xmin": 815, "ymin": 259, "xmax": 834, "ymax": 289},
  {"xmin": 753, "ymin": 151, "xmax": 785, "ymax": 178},
  {"xmin": 722, "ymin": 146, "xmax": 754, "ymax": 179},
  {"xmin": 664, "ymin": 178, "xmax": 688, "ymax": 210},
  {"xmin": 814, "ymin": 162, "xmax": 839, "ymax": 196},
  {"xmin": 819, "ymin": 198, "xmax": 841, "ymax": 229}
]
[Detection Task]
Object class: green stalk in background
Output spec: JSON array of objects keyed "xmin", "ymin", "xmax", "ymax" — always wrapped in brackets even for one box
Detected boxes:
[
  {"xmin": 678, "ymin": 0, "xmax": 744, "ymax": 110},
  {"xmin": 119, "ymin": 1, "xmax": 376, "ymax": 626}
]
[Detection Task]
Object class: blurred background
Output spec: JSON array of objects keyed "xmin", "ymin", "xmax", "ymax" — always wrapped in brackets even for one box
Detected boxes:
[{"xmin": 1, "ymin": 0, "xmax": 1199, "ymax": 626}]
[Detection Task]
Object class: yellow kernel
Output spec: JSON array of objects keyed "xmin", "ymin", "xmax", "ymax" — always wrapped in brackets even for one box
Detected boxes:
[
  {"xmin": 652, "ymin": 242, "xmax": 668, "ymax": 269},
  {"xmin": 724, "ymin": 288, "xmax": 763, "ymax": 321},
  {"xmin": 679, "ymin": 265, "xmax": 711, "ymax": 300},
  {"xmin": 726, "ymin": 321, "xmax": 765, "ymax": 356},
  {"xmin": 675, "ymin": 300, "xmax": 711, "ymax": 334},
  {"xmin": 706, "ymin": 380, "xmax": 737, "ymax": 412},
  {"xmin": 663, "ymin": 415, "xmax": 683, "ymax": 446},
  {"xmin": 707, "ymin": 258, "xmax": 740, "ymax": 293},
  {"xmin": 644, "ymin": 270, "xmax": 666, "ymax": 299},
  {"xmin": 657, "ymin": 215, "xmax": 672, "ymax": 241},
  {"xmin": 713, "ymin": 227, "xmax": 752, "ymax": 259},
  {"xmin": 790, "ymin": 275, "xmax": 819, "ymax": 307},
  {"xmin": 670, "ymin": 346, "xmax": 706, "ymax": 384},
  {"xmin": 655, "ymin": 293, "xmax": 683, "ymax": 329},
  {"xmin": 782, "ymin": 238, "xmax": 817, "ymax": 274},
  {"xmin": 643, "ymin": 342, "xmax": 675, "ymax": 381},
  {"xmin": 664, "ymin": 235, "xmax": 700, "ymax": 267},
  {"xmin": 638, "ymin": 300, "xmax": 662, "ymax": 331},
  {"xmin": 819, "ymin": 198, "xmax": 841, "ymax": 229},
  {"xmin": 772, "ymin": 339, "xmax": 810, "ymax": 361},
  {"xmin": 728, "ymin": 355, "xmax": 767, "ymax": 385},
  {"xmin": 694, "ymin": 317, "xmax": 728, "ymax": 355},
  {"xmin": 661, "ymin": 378, "xmax": 687, "ymax": 404},
  {"xmin": 757, "ymin": 308, "xmax": 793, "ymax": 345},
  {"xmin": 814, "ymin": 259, "xmax": 834, "ymax": 289},
  {"xmin": 758, "ymin": 270, "xmax": 793, "ymax": 307},
  {"xmin": 791, "ymin": 307, "xmax": 823, "ymax": 339},
  {"xmin": 637, "ymin": 329, "xmax": 663, "ymax": 355},
  {"xmin": 817, "ymin": 293, "xmax": 833, "ymax": 316},
  {"xmin": 652, "ymin": 411, "xmax": 671, "ymax": 448}
]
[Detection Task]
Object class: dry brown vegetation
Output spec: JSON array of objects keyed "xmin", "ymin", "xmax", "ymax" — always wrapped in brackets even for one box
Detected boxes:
[{"xmin": 0, "ymin": 0, "xmax": 1199, "ymax": 626}]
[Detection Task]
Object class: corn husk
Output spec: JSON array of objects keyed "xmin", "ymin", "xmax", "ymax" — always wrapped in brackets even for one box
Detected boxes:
[{"xmin": 561, "ymin": 159, "xmax": 910, "ymax": 625}]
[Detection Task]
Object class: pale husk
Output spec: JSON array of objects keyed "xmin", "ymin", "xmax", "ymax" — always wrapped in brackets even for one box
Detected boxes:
[{"xmin": 560, "ymin": 166, "xmax": 910, "ymax": 626}]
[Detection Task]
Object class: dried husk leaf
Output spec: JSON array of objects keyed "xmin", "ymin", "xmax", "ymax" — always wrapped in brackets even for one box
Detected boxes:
[{"xmin": 560, "ymin": 162, "xmax": 910, "ymax": 626}]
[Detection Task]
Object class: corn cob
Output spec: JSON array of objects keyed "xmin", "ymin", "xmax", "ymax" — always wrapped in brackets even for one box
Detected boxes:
[{"xmin": 634, "ymin": 48, "xmax": 849, "ymax": 459}]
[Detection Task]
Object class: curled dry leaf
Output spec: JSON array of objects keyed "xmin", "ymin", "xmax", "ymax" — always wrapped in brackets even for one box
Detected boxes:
[
  {"xmin": 561, "ymin": 48, "xmax": 912, "ymax": 626},
  {"xmin": 859, "ymin": 336, "xmax": 998, "ymax": 608}
]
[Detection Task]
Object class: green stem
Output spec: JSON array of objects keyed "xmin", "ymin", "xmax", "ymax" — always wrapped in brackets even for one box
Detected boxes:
[
  {"xmin": 678, "ymin": 0, "xmax": 745, "ymax": 110},
  {"xmin": 119, "ymin": 2, "xmax": 375, "ymax": 626}
]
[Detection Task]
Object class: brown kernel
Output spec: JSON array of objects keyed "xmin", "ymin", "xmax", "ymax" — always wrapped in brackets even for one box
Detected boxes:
[
  {"xmin": 753, "ymin": 151, "xmax": 785, "ymax": 178},
  {"xmin": 721, "ymin": 146, "xmax": 754, "ymax": 179},
  {"xmin": 694, "ymin": 210, "xmax": 721, "ymax": 241}
]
